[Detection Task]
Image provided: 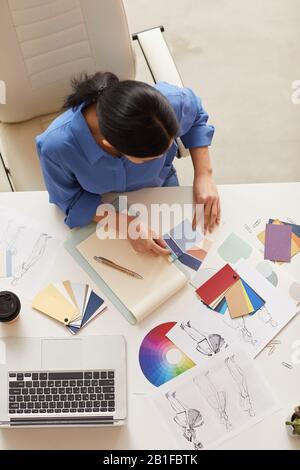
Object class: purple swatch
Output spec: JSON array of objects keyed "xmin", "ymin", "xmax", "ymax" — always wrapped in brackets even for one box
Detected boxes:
[{"xmin": 264, "ymin": 223, "xmax": 292, "ymax": 262}]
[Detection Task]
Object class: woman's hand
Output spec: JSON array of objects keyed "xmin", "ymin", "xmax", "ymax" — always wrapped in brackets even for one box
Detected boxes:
[
  {"xmin": 193, "ymin": 173, "xmax": 221, "ymax": 233},
  {"xmin": 128, "ymin": 221, "xmax": 171, "ymax": 257}
]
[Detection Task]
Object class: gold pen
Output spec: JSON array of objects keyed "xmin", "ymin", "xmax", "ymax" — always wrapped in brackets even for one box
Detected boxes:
[{"xmin": 93, "ymin": 256, "xmax": 143, "ymax": 280}]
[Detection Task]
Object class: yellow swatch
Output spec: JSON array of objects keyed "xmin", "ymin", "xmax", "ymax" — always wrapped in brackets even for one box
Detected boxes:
[
  {"xmin": 63, "ymin": 280, "xmax": 79, "ymax": 309},
  {"xmin": 32, "ymin": 284, "xmax": 78, "ymax": 325},
  {"xmin": 240, "ymin": 281, "xmax": 254, "ymax": 313}
]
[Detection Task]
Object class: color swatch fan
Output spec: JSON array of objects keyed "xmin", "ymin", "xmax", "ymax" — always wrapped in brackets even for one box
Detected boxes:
[
  {"xmin": 32, "ymin": 281, "xmax": 106, "ymax": 334},
  {"xmin": 196, "ymin": 264, "xmax": 265, "ymax": 319},
  {"xmin": 139, "ymin": 322, "xmax": 195, "ymax": 387}
]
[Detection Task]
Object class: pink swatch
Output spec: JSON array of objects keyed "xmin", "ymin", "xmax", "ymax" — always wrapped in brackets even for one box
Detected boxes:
[{"xmin": 264, "ymin": 223, "xmax": 292, "ymax": 262}]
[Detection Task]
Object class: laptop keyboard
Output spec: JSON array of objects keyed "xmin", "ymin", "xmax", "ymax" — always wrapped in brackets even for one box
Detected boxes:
[{"xmin": 8, "ymin": 371, "xmax": 115, "ymax": 415}]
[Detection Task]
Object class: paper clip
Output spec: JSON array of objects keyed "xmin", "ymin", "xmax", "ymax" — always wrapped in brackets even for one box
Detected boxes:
[{"xmin": 281, "ymin": 362, "xmax": 293, "ymax": 370}]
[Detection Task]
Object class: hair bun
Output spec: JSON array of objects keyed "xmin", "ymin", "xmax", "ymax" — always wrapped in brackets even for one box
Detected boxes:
[{"xmin": 97, "ymin": 85, "xmax": 106, "ymax": 95}]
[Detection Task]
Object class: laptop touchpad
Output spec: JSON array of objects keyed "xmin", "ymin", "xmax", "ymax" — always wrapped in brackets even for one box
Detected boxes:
[{"xmin": 42, "ymin": 339, "xmax": 83, "ymax": 370}]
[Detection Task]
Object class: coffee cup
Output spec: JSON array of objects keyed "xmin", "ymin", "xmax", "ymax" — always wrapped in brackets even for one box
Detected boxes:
[{"xmin": 0, "ymin": 291, "xmax": 21, "ymax": 323}]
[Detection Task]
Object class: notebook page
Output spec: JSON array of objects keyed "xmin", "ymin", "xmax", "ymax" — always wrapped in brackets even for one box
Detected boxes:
[{"xmin": 76, "ymin": 233, "xmax": 188, "ymax": 322}]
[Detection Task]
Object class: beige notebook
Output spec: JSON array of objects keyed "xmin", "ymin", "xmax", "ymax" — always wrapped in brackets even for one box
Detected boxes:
[{"xmin": 76, "ymin": 233, "xmax": 189, "ymax": 322}]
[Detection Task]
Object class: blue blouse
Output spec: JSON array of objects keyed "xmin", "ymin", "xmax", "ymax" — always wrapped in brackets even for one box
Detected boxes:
[{"xmin": 36, "ymin": 82, "xmax": 214, "ymax": 228}]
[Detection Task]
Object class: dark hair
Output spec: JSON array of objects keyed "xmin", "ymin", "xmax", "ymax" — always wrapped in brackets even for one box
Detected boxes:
[{"xmin": 63, "ymin": 72, "xmax": 179, "ymax": 157}]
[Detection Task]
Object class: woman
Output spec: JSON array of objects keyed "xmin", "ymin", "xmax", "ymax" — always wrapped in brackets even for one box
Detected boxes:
[{"xmin": 36, "ymin": 72, "xmax": 220, "ymax": 257}]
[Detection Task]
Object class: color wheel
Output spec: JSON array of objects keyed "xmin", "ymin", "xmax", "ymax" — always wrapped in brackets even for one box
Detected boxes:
[{"xmin": 139, "ymin": 322, "xmax": 195, "ymax": 387}]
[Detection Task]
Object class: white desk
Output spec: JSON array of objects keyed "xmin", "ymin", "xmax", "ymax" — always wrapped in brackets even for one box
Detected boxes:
[{"xmin": 0, "ymin": 183, "xmax": 299, "ymax": 450}]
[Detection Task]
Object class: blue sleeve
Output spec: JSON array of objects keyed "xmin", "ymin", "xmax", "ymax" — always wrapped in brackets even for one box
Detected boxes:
[
  {"xmin": 37, "ymin": 142, "xmax": 101, "ymax": 229},
  {"xmin": 165, "ymin": 85, "xmax": 215, "ymax": 148}
]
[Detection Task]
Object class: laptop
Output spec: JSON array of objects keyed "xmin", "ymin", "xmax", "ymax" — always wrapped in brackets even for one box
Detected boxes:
[{"xmin": 0, "ymin": 335, "xmax": 126, "ymax": 428}]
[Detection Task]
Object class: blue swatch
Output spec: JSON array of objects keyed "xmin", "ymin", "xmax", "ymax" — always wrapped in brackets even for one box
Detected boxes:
[
  {"xmin": 178, "ymin": 252, "xmax": 202, "ymax": 271},
  {"xmin": 214, "ymin": 297, "xmax": 228, "ymax": 314},
  {"xmin": 82, "ymin": 290, "xmax": 105, "ymax": 326},
  {"xmin": 164, "ymin": 237, "xmax": 184, "ymax": 258},
  {"xmin": 241, "ymin": 279, "xmax": 265, "ymax": 315},
  {"xmin": 67, "ymin": 289, "xmax": 105, "ymax": 334}
]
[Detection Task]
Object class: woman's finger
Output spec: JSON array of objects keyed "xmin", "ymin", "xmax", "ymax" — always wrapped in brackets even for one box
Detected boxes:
[
  {"xmin": 192, "ymin": 200, "xmax": 204, "ymax": 230},
  {"xmin": 151, "ymin": 239, "xmax": 171, "ymax": 256},
  {"xmin": 216, "ymin": 198, "xmax": 221, "ymax": 225},
  {"xmin": 203, "ymin": 198, "xmax": 212, "ymax": 234},
  {"xmin": 192, "ymin": 211, "xmax": 197, "ymax": 231},
  {"xmin": 209, "ymin": 198, "xmax": 218, "ymax": 232},
  {"xmin": 153, "ymin": 236, "xmax": 169, "ymax": 250}
]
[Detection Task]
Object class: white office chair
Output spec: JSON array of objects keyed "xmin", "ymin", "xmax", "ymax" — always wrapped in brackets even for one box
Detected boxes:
[{"xmin": 0, "ymin": 0, "xmax": 187, "ymax": 192}]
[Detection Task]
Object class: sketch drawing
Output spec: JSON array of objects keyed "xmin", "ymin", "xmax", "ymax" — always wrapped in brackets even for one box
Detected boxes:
[
  {"xmin": 165, "ymin": 391, "xmax": 204, "ymax": 449},
  {"xmin": 180, "ymin": 321, "xmax": 227, "ymax": 356},
  {"xmin": 0, "ymin": 221, "xmax": 26, "ymax": 255},
  {"xmin": 225, "ymin": 355, "xmax": 255, "ymax": 417},
  {"xmin": 12, "ymin": 233, "xmax": 52, "ymax": 285},
  {"xmin": 223, "ymin": 315, "xmax": 258, "ymax": 347},
  {"xmin": 194, "ymin": 371, "xmax": 233, "ymax": 431},
  {"xmin": 257, "ymin": 306, "xmax": 278, "ymax": 328}
]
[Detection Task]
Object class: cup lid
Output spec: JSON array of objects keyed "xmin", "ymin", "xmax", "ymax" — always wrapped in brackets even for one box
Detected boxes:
[{"xmin": 0, "ymin": 291, "xmax": 21, "ymax": 322}]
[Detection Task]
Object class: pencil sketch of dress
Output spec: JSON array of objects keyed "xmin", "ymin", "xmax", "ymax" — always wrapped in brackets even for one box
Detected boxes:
[
  {"xmin": 180, "ymin": 321, "xmax": 227, "ymax": 356},
  {"xmin": 12, "ymin": 233, "xmax": 52, "ymax": 285},
  {"xmin": 225, "ymin": 355, "xmax": 255, "ymax": 417},
  {"xmin": 223, "ymin": 315, "xmax": 258, "ymax": 347},
  {"xmin": 165, "ymin": 391, "xmax": 204, "ymax": 449},
  {"xmin": 0, "ymin": 221, "xmax": 26, "ymax": 255},
  {"xmin": 257, "ymin": 306, "xmax": 278, "ymax": 328},
  {"xmin": 194, "ymin": 372, "xmax": 233, "ymax": 431}
]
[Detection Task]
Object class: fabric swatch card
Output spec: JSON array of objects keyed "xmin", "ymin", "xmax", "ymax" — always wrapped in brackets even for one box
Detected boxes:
[
  {"xmin": 196, "ymin": 264, "xmax": 239, "ymax": 305},
  {"xmin": 225, "ymin": 279, "xmax": 250, "ymax": 318},
  {"xmin": 67, "ymin": 283, "xmax": 106, "ymax": 335},
  {"xmin": 241, "ymin": 279, "xmax": 265, "ymax": 312},
  {"xmin": 63, "ymin": 280, "xmax": 79, "ymax": 308},
  {"xmin": 168, "ymin": 219, "xmax": 203, "ymax": 251},
  {"xmin": 32, "ymin": 284, "xmax": 78, "ymax": 325},
  {"xmin": 196, "ymin": 263, "xmax": 266, "ymax": 319},
  {"xmin": 52, "ymin": 281, "xmax": 81, "ymax": 322},
  {"xmin": 269, "ymin": 219, "xmax": 300, "ymax": 239},
  {"xmin": 67, "ymin": 283, "xmax": 89, "ymax": 327},
  {"xmin": 163, "ymin": 219, "xmax": 210, "ymax": 271},
  {"xmin": 264, "ymin": 223, "xmax": 292, "ymax": 262},
  {"xmin": 224, "ymin": 278, "xmax": 265, "ymax": 319},
  {"xmin": 82, "ymin": 290, "xmax": 105, "ymax": 325},
  {"xmin": 269, "ymin": 219, "xmax": 300, "ymax": 255},
  {"xmin": 69, "ymin": 285, "xmax": 92, "ymax": 328},
  {"xmin": 33, "ymin": 281, "xmax": 106, "ymax": 331}
]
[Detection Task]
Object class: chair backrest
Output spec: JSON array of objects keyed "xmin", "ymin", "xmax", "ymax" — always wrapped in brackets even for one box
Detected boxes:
[{"xmin": 0, "ymin": 0, "xmax": 135, "ymax": 123}]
